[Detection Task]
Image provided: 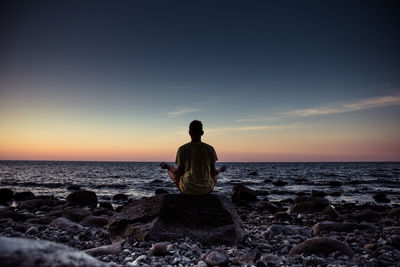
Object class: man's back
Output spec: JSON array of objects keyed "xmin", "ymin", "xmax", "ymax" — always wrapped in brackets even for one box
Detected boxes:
[{"xmin": 176, "ymin": 142, "xmax": 218, "ymax": 194}]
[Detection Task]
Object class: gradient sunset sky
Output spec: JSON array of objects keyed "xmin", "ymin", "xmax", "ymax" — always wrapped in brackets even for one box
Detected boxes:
[{"xmin": 1, "ymin": 1, "xmax": 399, "ymax": 162}]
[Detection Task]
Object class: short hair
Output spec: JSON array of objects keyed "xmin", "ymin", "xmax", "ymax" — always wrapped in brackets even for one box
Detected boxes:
[{"xmin": 189, "ymin": 120, "xmax": 203, "ymax": 134}]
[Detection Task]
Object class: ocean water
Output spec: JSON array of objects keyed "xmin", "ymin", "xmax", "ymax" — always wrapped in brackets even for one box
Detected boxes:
[{"xmin": 1, "ymin": 161, "xmax": 400, "ymax": 204}]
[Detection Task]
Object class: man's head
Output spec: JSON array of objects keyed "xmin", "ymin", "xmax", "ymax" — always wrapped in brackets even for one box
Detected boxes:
[{"xmin": 189, "ymin": 120, "xmax": 204, "ymax": 137}]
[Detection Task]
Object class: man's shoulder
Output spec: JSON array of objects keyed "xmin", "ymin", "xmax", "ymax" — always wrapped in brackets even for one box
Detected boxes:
[
  {"xmin": 201, "ymin": 142, "xmax": 215, "ymax": 150},
  {"xmin": 178, "ymin": 142, "xmax": 192, "ymax": 151}
]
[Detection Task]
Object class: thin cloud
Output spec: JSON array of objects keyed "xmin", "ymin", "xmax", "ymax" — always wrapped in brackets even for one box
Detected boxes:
[
  {"xmin": 208, "ymin": 124, "xmax": 300, "ymax": 133},
  {"xmin": 167, "ymin": 108, "xmax": 201, "ymax": 116},
  {"xmin": 284, "ymin": 95, "xmax": 400, "ymax": 117}
]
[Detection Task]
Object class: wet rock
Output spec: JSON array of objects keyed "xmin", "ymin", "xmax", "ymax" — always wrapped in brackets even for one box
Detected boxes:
[
  {"xmin": 49, "ymin": 217, "xmax": 83, "ymax": 230},
  {"xmin": 289, "ymin": 196, "xmax": 330, "ymax": 214},
  {"xmin": 248, "ymin": 171, "xmax": 258, "ymax": 176},
  {"xmin": 66, "ymin": 190, "xmax": 97, "ymax": 207},
  {"xmin": 93, "ymin": 207, "xmax": 114, "ymax": 216},
  {"xmin": 257, "ymin": 201, "xmax": 280, "ymax": 213},
  {"xmin": 272, "ymin": 180, "xmax": 288, "ymax": 186},
  {"xmin": 288, "ymin": 202, "xmax": 318, "ymax": 214},
  {"xmin": 25, "ymin": 216, "xmax": 55, "ymax": 225},
  {"xmin": 151, "ymin": 242, "xmax": 169, "ymax": 256},
  {"xmin": 289, "ymin": 237, "xmax": 354, "ymax": 256},
  {"xmin": 0, "ymin": 209, "xmax": 28, "ymax": 222},
  {"xmin": 25, "ymin": 226, "xmax": 38, "ymax": 235},
  {"xmin": 311, "ymin": 190, "xmax": 327, "ymax": 198},
  {"xmin": 112, "ymin": 193, "xmax": 128, "ymax": 201},
  {"xmin": 329, "ymin": 191, "xmax": 341, "ymax": 197},
  {"xmin": 155, "ymin": 189, "xmax": 169, "ymax": 195},
  {"xmin": 373, "ymin": 192, "xmax": 390, "ymax": 203},
  {"xmin": 0, "ymin": 236, "xmax": 108, "ymax": 266},
  {"xmin": 80, "ymin": 215, "xmax": 109, "ymax": 227},
  {"xmin": 108, "ymin": 194, "xmax": 244, "ymax": 245},
  {"xmin": 84, "ymin": 240, "xmax": 123, "ymax": 257},
  {"xmin": 14, "ymin": 191, "xmax": 35, "ymax": 201},
  {"xmin": 312, "ymin": 221, "xmax": 375, "ymax": 235},
  {"xmin": 232, "ymin": 184, "xmax": 258, "ymax": 203},
  {"xmin": 205, "ymin": 251, "xmax": 228, "ymax": 266},
  {"xmin": 273, "ymin": 211, "xmax": 295, "ymax": 223},
  {"xmin": 328, "ymin": 181, "xmax": 342, "ymax": 187},
  {"xmin": 67, "ymin": 185, "xmax": 81, "ymax": 191},
  {"xmin": 0, "ymin": 188, "xmax": 13, "ymax": 202},
  {"xmin": 391, "ymin": 235, "xmax": 400, "ymax": 249},
  {"xmin": 320, "ymin": 205, "xmax": 340, "ymax": 220},
  {"xmin": 263, "ymin": 224, "xmax": 312, "ymax": 239},
  {"xmin": 364, "ymin": 243, "xmax": 375, "ymax": 250},
  {"xmin": 19, "ymin": 199, "xmax": 44, "ymax": 210},
  {"xmin": 63, "ymin": 207, "xmax": 91, "ymax": 222},
  {"xmin": 99, "ymin": 202, "xmax": 114, "ymax": 211}
]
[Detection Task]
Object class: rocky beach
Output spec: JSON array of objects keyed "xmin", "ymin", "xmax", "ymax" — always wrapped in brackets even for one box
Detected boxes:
[{"xmin": 1, "ymin": 184, "xmax": 400, "ymax": 267}]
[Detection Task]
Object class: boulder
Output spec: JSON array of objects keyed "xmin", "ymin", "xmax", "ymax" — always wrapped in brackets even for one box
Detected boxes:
[
  {"xmin": 289, "ymin": 237, "xmax": 354, "ymax": 256},
  {"xmin": 14, "ymin": 191, "xmax": 35, "ymax": 201},
  {"xmin": 312, "ymin": 221, "xmax": 375, "ymax": 235},
  {"xmin": 67, "ymin": 185, "xmax": 81, "ymax": 191},
  {"xmin": 99, "ymin": 202, "xmax": 114, "ymax": 211},
  {"xmin": 289, "ymin": 196, "xmax": 330, "ymax": 214},
  {"xmin": 66, "ymin": 190, "xmax": 97, "ymax": 207},
  {"xmin": 108, "ymin": 194, "xmax": 244, "ymax": 245},
  {"xmin": 63, "ymin": 207, "xmax": 91, "ymax": 222},
  {"xmin": 373, "ymin": 192, "xmax": 390, "ymax": 203},
  {"xmin": 19, "ymin": 199, "xmax": 44, "ymax": 210},
  {"xmin": 248, "ymin": 171, "xmax": 258, "ymax": 176},
  {"xmin": 257, "ymin": 201, "xmax": 280, "ymax": 213},
  {"xmin": 272, "ymin": 180, "xmax": 288, "ymax": 186},
  {"xmin": 328, "ymin": 181, "xmax": 342, "ymax": 187},
  {"xmin": 80, "ymin": 215, "xmax": 109, "ymax": 227},
  {"xmin": 232, "ymin": 184, "xmax": 258, "ymax": 203},
  {"xmin": 0, "ymin": 188, "xmax": 13, "ymax": 202},
  {"xmin": 0, "ymin": 236, "xmax": 108, "ymax": 267},
  {"xmin": 155, "ymin": 189, "xmax": 169, "ymax": 195},
  {"xmin": 49, "ymin": 217, "xmax": 83, "ymax": 230},
  {"xmin": 112, "ymin": 193, "xmax": 128, "ymax": 201},
  {"xmin": 84, "ymin": 240, "xmax": 123, "ymax": 257},
  {"xmin": 205, "ymin": 251, "xmax": 228, "ymax": 266},
  {"xmin": 262, "ymin": 224, "xmax": 312, "ymax": 239}
]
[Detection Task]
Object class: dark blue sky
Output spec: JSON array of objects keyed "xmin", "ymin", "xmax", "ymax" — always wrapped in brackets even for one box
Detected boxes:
[{"xmin": 1, "ymin": 1, "xmax": 400, "ymax": 161}]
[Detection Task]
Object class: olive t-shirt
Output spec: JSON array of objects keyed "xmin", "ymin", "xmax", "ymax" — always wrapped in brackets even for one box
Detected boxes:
[{"xmin": 175, "ymin": 142, "xmax": 218, "ymax": 195}]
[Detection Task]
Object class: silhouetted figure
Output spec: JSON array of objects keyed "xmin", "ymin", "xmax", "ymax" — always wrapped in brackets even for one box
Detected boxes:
[{"xmin": 161, "ymin": 120, "xmax": 226, "ymax": 194}]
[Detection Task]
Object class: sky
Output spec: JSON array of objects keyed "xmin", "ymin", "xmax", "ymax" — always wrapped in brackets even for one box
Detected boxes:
[{"xmin": 1, "ymin": 0, "xmax": 400, "ymax": 162}]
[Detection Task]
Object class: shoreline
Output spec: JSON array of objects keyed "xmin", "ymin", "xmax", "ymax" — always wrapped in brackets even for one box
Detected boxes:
[{"xmin": 1, "ymin": 187, "xmax": 400, "ymax": 266}]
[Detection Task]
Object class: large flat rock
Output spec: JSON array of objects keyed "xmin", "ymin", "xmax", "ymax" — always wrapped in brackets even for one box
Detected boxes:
[
  {"xmin": 0, "ymin": 236, "xmax": 109, "ymax": 267},
  {"xmin": 108, "ymin": 194, "xmax": 244, "ymax": 245}
]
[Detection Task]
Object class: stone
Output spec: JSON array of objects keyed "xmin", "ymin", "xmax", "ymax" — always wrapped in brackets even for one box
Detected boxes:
[
  {"xmin": 312, "ymin": 221, "xmax": 375, "ymax": 235},
  {"xmin": 0, "ymin": 236, "xmax": 108, "ymax": 266},
  {"xmin": 67, "ymin": 185, "xmax": 81, "ymax": 191},
  {"xmin": 273, "ymin": 211, "xmax": 295, "ymax": 223},
  {"xmin": 26, "ymin": 216, "xmax": 55, "ymax": 225},
  {"xmin": 63, "ymin": 207, "xmax": 91, "ymax": 222},
  {"xmin": 262, "ymin": 224, "xmax": 312, "ymax": 239},
  {"xmin": 108, "ymin": 194, "xmax": 244, "ymax": 245},
  {"xmin": 289, "ymin": 237, "xmax": 354, "ymax": 256},
  {"xmin": 66, "ymin": 190, "xmax": 97, "ymax": 207},
  {"xmin": 49, "ymin": 217, "xmax": 83, "ymax": 230},
  {"xmin": 328, "ymin": 181, "xmax": 342, "ymax": 187},
  {"xmin": 373, "ymin": 192, "xmax": 390, "ymax": 203},
  {"xmin": 80, "ymin": 215, "xmax": 109, "ymax": 227},
  {"xmin": 155, "ymin": 189, "xmax": 169, "ymax": 195},
  {"xmin": 352, "ymin": 209, "xmax": 380, "ymax": 222},
  {"xmin": 257, "ymin": 201, "xmax": 280, "ymax": 213},
  {"xmin": 311, "ymin": 190, "xmax": 327, "ymax": 197},
  {"xmin": 19, "ymin": 199, "xmax": 44, "ymax": 210},
  {"xmin": 14, "ymin": 191, "xmax": 35, "ymax": 201},
  {"xmin": 364, "ymin": 243, "xmax": 375, "ymax": 250},
  {"xmin": 205, "ymin": 251, "xmax": 228, "ymax": 266},
  {"xmin": 99, "ymin": 202, "xmax": 114, "ymax": 211},
  {"xmin": 232, "ymin": 184, "xmax": 258, "ymax": 203},
  {"xmin": 272, "ymin": 180, "xmax": 288, "ymax": 186},
  {"xmin": 288, "ymin": 202, "xmax": 317, "ymax": 214},
  {"xmin": 289, "ymin": 196, "xmax": 330, "ymax": 214},
  {"xmin": 248, "ymin": 171, "xmax": 258, "ymax": 175},
  {"xmin": 0, "ymin": 188, "xmax": 13, "ymax": 202},
  {"xmin": 84, "ymin": 240, "xmax": 123, "ymax": 257},
  {"xmin": 151, "ymin": 242, "xmax": 169, "ymax": 256},
  {"xmin": 25, "ymin": 226, "xmax": 39, "ymax": 235},
  {"xmin": 320, "ymin": 205, "xmax": 340, "ymax": 220},
  {"xmin": 113, "ymin": 193, "xmax": 128, "ymax": 201}
]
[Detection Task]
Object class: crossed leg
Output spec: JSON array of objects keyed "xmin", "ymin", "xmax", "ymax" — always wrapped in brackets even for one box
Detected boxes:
[{"xmin": 160, "ymin": 162, "xmax": 181, "ymax": 191}]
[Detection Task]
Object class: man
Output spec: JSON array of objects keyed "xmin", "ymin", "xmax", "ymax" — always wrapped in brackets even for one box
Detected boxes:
[{"xmin": 161, "ymin": 120, "xmax": 226, "ymax": 194}]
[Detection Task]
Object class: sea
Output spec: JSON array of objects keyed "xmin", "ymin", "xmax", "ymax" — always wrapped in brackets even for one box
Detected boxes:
[{"xmin": 1, "ymin": 161, "xmax": 400, "ymax": 205}]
